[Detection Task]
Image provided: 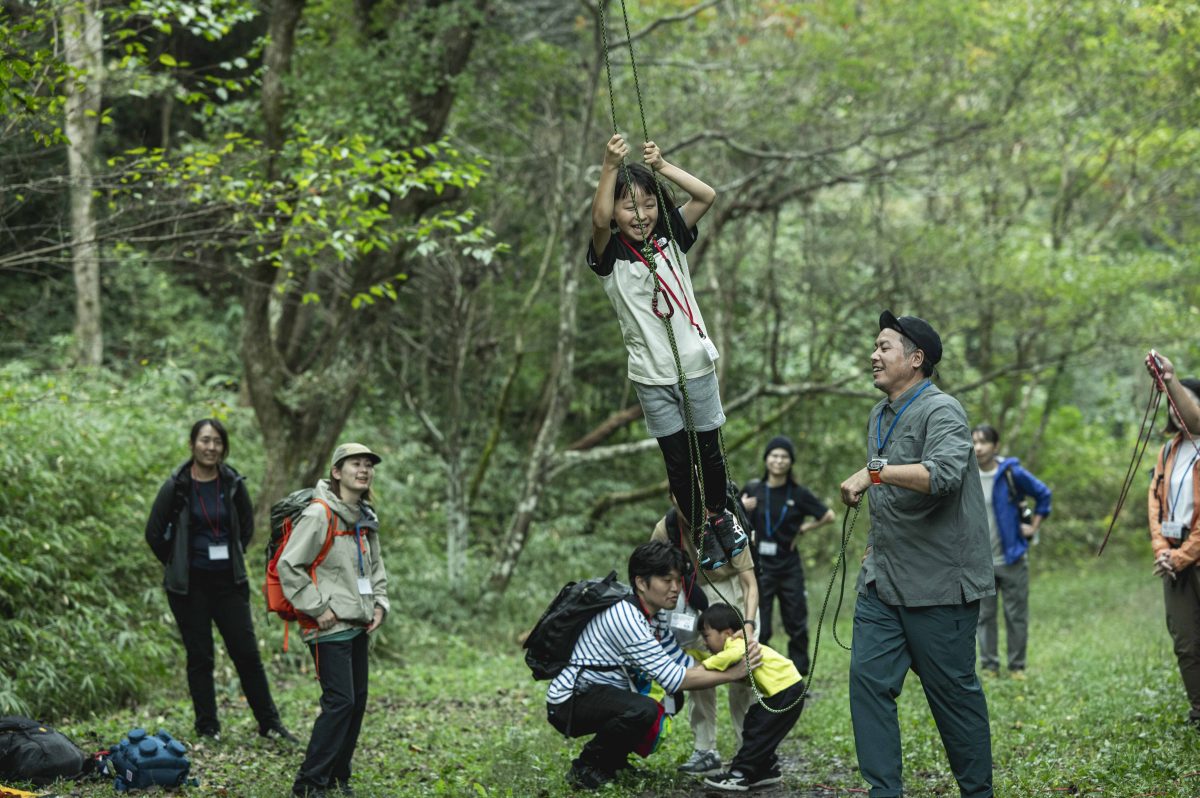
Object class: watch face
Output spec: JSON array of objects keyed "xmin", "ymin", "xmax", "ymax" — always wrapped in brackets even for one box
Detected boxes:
[{"xmin": 867, "ymin": 458, "xmax": 886, "ymax": 471}]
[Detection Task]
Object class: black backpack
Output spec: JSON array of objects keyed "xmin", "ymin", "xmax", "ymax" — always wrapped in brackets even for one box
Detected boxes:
[
  {"xmin": 0, "ymin": 716, "xmax": 85, "ymax": 786},
  {"xmin": 523, "ymin": 571, "xmax": 632, "ymax": 680}
]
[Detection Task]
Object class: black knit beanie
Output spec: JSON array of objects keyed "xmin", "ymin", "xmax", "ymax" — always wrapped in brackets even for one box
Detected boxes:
[{"xmin": 763, "ymin": 435, "xmax": 796, "ymax": 464}]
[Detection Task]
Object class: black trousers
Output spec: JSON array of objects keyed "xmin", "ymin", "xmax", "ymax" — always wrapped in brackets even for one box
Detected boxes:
[
  {"xmin": 657, "ymin": 428, "xmax": 727, "ymax": 528},
  {"xmin": 729, "ymin": 680, "xmax": 805, "ymax": 779},
  {"xmin": 547, "ymin": 684, "xmax": 660, "ymax": 774},
  {"xmin": 166, "ymin": 568, "xmax": 281, "ymax": 735},
  {"xmin": 295, "ymin": 633, "xmax": 370, "ymax": 791},
  {"xmin": 758, "ymin": 556, "xmax": 811, "ymax": 675}
]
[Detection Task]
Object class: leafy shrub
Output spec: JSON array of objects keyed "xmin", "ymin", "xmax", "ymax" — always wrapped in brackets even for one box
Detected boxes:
[{"xmin": 0, "ymin": 362, "xmax": 254, "ymax": 717}]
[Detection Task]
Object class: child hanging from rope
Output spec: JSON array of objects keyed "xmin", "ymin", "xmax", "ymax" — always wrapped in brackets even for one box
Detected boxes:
[{"xmin": 588, "ymin": 133, "xmax": 746, "ymax": 569}]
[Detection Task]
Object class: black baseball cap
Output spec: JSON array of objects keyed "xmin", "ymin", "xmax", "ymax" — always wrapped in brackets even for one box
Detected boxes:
[{"xmin": 879, "ymin": 310, "xmax": 942, "ymax": 366}]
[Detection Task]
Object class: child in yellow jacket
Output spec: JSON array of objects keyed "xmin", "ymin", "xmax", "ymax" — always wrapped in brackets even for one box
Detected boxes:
[{"xmin": 697, "ymin": 603, "xmax": 805, "ymax": 791}]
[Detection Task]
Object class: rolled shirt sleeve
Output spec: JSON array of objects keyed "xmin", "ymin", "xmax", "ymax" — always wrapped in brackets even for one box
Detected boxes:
[{"xmin": 922, "ymin": 402, "xmax": 973, "ymax": 497}]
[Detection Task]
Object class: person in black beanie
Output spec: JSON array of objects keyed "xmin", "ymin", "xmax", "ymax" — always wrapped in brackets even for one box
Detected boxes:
[{"xmin": 740, "ymin": 435, "xmax": 834, "ymax": 675}]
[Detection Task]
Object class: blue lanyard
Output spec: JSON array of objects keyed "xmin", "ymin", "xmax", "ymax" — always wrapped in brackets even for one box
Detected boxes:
[
  {"xmin": 875, "ymin": 380, "xmax": 932, "ymax": 456},
  {"xmin": 763, "ymin": 484, "xmax": 791, "ymax": 540},
  {"xmin": 1168, "ymin": 448, "xmax": 1200, "ymax": 522},
  {"xmin": 353, "ymin": 523, "xmax": 368, "ymax": 578}
]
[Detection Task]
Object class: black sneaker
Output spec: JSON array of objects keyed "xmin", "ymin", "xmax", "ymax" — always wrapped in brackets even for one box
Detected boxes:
[
  {"xmin": 703, "ymin": 769, "xmax": 752, "ymax": 791},
  {"xmin": 195, "ymin": 728, "xmax": 221, "ymax": 743},
  {"xmin": 260, "ymin": 723, "xmax": 300, "ymax": 745},
  {"xmin": 698, "ymin": 521, "xmax": 730, "ymax": 570},
  {"xmin": 567, "ymin": 762, "xmax": 614, "ymax": 791},
  {"xmin": 291, "ymin": 784, "xmax": 327, "ymax": 798},
  {"xmin": 707, "ymin": 510, "xmax": 748, "ymax": 560}
]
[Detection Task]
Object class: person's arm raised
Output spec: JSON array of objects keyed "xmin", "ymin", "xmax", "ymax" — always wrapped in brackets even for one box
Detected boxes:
[
  {"xmin": 643, "ymin": 140, "xmax": 715, "ymax": 229},
  {"xmin": 1148, "ymin": 351, "xmax": 1200, "ymax": 434},
  {"xmin": 591, "ymin": 134, "xmax": 628, "ymax": 254}
]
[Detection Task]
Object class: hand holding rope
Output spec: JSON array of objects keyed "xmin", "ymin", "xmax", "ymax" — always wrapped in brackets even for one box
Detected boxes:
[{"xmin": 1096, "ymin": 350, "xmax": 1198, "ymax": 555}]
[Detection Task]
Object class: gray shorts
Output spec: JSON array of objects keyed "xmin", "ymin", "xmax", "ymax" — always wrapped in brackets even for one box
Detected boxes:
[{"xmin": 634, "ymin": 371, "xmax": 726, "ymax": 438}]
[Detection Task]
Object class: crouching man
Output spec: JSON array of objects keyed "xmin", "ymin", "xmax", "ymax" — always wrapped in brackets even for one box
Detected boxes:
[{"xmin": 546, "ymin": 541, "xmax": 761, "ymax": 791}]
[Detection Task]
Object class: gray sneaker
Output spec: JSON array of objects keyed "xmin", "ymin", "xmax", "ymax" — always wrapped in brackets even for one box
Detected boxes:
[{"xmin": 678, "ymin": 748, "xmax": 723, "ymax": 776}]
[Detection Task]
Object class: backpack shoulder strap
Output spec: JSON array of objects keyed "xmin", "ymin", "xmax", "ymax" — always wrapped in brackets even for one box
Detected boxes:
[
  {"xmin": 1003, "ymin": 464, "xmax": 1020, "ymax": 498},
  {"xmin": 308, "ymin": 499, "xmax": 339, "ymax": 575}
]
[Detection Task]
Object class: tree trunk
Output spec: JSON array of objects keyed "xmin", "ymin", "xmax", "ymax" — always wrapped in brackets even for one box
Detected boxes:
[
  {"xmin": 446, "ymin": 448, "xmax": 469, "ymax": 584},
  {"xmin": 245, "ymin": 0, "xmax": 489, "ymax": 524},
  {"xmin": 262, "ymin": 0, "xmax": 305, "ymax": 166},
  {"xmin": 62, "ymin": 0, "xmax": 103, "ymax": 366},
  {"xmin": 486, "ymin": 242, "xmax": 580, "ymax": 595}
]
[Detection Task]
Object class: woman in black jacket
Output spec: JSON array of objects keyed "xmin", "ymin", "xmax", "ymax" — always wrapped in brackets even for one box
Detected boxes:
[{"xmin": 145, "ymin": 418, "xmax": 295, "ymax": 743}]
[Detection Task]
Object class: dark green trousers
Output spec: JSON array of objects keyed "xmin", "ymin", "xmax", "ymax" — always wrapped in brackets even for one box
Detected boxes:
[{"xmin": 849, "ymin": 583, "xmax": 993, "ymax": 797}]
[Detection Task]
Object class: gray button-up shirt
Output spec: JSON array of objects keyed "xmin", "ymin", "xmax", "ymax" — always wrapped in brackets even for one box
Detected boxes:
[{"xmin": 857, "ymin": 380, "xmax": 995, "ymax": 607}]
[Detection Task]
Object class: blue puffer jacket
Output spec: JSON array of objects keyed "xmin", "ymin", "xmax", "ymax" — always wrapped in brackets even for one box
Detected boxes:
[{"xmin": 991, "ymin": 457, "xmax": 1053, "ymax": 565}]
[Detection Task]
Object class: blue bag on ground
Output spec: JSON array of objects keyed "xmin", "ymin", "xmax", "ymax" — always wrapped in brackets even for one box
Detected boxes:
[{"xmin": 106, "ymin": 728, "xmax": 189, "ymax": 791}]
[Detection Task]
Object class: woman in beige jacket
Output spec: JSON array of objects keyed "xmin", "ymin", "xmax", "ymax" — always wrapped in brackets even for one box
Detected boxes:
[{"xmin": 279, "ymin": 443, "xmax": 389, "ymax": 797}]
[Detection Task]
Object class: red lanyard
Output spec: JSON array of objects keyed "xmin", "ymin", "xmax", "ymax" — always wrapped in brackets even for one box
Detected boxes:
[
  {"xmin": 190, "ymin": 467, "xmax": 223, "ymax": 541},
  {"xmin": 637, "ymin": 595, "xmax": 663, "ymax": 641},
  {"xmin": 621, "ymin": 237, "xmax": 705, "ymax": 337}
]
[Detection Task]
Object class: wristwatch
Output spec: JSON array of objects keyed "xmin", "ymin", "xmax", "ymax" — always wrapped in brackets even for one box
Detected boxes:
[{"xmin": 867, "ymin": 457, "xmax": 887, "ymax": 485}]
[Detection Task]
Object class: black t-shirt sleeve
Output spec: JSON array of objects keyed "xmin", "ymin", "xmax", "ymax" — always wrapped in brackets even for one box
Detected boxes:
[
  {"xmin": 796, "ymin": 486, "xmax": 830, "ymax": 521},
  {"xmin": 586, "ymin": 235, "xmax": 620, "ymax": 277}
]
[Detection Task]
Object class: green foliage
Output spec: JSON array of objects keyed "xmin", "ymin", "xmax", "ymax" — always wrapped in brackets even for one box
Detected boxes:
[
  {"xmin": 0, "ymin": 4, "xmax": 68, "ymax": 146},
  {"xmin": 0, "ymin": 364, "xmax": 253, "ymax": 717},
  {"xmin": 103, "ymin": 130, "xmax": 495, "ymax": 305}
]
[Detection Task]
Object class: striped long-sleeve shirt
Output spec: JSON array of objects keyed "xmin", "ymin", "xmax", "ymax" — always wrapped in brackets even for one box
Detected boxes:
[{"xmin": 546, "ymin": 599, "xmax": 693, "ymax": 704}]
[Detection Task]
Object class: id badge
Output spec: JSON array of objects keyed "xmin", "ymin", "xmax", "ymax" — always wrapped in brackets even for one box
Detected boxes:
[
  {"xmin": 208, "ymin": 544, "xmax": 229, "ymax": 561},
  {"xmin": 700, "ymin": 335, "xmax": 720, "ymax": 362},
  {"xmin": 1162, "ymin": 520, "xmax": 1185, "ymax": 540},
  {"xmin": 669, "ymin": 611, "xmax": 696, "ymax": 633},
  {"xmin": 758, "ymin": 540, "xmax": 779, "ymax": 557},
  {"xmin": 357, "ymin": 577, "xmax": 373, "ymax": 595}
]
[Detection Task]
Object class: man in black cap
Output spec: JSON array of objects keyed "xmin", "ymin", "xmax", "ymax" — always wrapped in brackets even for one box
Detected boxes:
[
  {"xmin": 838, "ymin": 311, "xmax": 995, "ymax": 798},
  {"xmin": 740, "ymin": 435, "xmax": 834, "ymax": 675}
]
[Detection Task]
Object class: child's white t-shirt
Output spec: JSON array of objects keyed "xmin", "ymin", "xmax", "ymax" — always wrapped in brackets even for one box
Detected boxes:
[{"xmin": 587, "ymin": 207, "xmax": 715, "ymax": 386}]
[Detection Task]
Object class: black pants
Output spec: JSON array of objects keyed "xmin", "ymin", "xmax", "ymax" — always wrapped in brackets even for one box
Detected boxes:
[
  {"xmin": 295, "ymin": 633, "xmax": 370, "ymax": 792},
  {"xmin": 657, "ymin": 428, "xmax": 727, "ymax": 529},
  {"xmin": 758, "ymin": 557, "xmax": 810, "ymax": 675},
  {"xmin": 547, "ymin": 684, "xmax": 659, "ymax": 774},
  {"xmin": 729, "ymin": 680, "xmax": 805, "ymax": 779},
  {"xmin": 166, "ymin": 568, "xmax": 281, "ymax": 735}
]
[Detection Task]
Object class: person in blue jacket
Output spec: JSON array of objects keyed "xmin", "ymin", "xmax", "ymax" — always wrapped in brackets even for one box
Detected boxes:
[{"xmin": 971, "ymin": 424, "xmax": 1052, "ymax": 678}]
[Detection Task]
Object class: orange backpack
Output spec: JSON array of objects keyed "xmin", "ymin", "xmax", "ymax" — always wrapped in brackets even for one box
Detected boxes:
[{"xmin": 264, "ymin": 492, "xmax": 340, "ymax": 650}]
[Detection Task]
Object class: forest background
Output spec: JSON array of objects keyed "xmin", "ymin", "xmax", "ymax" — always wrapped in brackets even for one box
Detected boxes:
[{"xmin": 1, "ymin": 0, "xmax": 1199, "ymax": 792}]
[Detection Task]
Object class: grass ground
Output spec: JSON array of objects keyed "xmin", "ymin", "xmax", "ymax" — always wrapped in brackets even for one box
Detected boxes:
[{"xmin": 9, "ymin": 552, "xmax": 1200, "ymax": 797}]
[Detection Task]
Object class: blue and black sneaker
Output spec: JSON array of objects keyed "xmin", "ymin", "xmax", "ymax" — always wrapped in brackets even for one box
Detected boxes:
[
  {"xmin": 707, "ymin": 509, "xmax": 748, "ymax": 562},
  {"xmin": 698, "ymin": 521, "xmax": 729, "ymax": 570}
]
